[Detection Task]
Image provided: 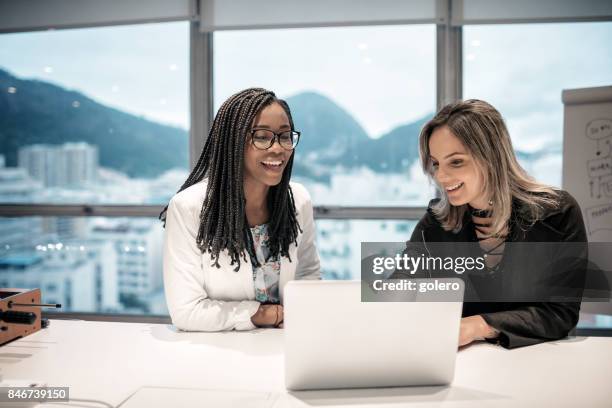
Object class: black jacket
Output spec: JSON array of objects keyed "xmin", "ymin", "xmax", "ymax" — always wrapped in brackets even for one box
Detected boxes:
[{"xmin": 391, "ymin": 190, "xmax": 587, "ymax": 349}]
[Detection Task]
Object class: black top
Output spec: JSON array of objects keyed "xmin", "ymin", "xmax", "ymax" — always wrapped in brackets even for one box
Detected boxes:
[{"xmin": 391, "ymin": 190, "xmax": 587, "ymax": 349}]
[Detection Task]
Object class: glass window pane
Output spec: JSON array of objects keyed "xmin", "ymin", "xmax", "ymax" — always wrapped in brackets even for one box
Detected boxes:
[
  {"xmin": 0, "ymin": 22, "xmax": 190, "ymax": 205},
  {"xmin": 316, "ymin": 219, "xmax": 416, "ymax": 280},
  {"xmin": 214, "ymin": 25, "xmax": 437, "ymax": 206},
  {"xmin": 0, "ymin": 217, "xmax": 418, "ymax": 314},
  {"xmin": 463, "ymin": 22, "xmax": 612, "ymax": 187},
  {"xmin": 578, "ymin": 313, "xmax": 612, "ymax": 330},
  {"xmin": 0, "ymin": 216, "xmax": 165, "ymax": 315}
]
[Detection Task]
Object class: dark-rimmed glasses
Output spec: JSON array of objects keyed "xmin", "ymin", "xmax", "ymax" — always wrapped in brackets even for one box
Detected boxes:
[{"xmin": 249, "ymin": 128, "xmax": 300, "ymax": 150}]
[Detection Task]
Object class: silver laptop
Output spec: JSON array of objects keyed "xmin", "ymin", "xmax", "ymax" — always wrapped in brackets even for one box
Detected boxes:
[{"xmin": 284, "ymin": 279, "xmax": 464, "ymax": 390}]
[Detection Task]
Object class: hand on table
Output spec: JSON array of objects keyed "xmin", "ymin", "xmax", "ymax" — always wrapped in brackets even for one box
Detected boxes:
[
  {"xmin": 251, "ymin": 304, "xmax": 283, "ymax": 328},
  {"xmin": 459, "ymin": 315, "xmax": 498, "ymax": 347}
]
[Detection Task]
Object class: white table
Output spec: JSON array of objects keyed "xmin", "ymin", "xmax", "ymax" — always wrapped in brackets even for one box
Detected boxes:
[{"xmin": 0, "ymin": 319, "xmax": 610, "ymax": 407}]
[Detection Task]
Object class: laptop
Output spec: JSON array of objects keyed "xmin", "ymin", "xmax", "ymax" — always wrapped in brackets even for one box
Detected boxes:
[{"xmin": 284, "ymin": 279, "xmax": 464, "ymax": 390}]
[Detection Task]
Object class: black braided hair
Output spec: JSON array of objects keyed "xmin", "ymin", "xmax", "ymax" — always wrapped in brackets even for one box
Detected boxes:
[{"xmin": 159, "ymin": 88, "xmax": 301, "ymax": 271}]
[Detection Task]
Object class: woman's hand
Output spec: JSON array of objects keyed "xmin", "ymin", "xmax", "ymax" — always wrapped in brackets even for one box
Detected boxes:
[
  {"xmin": 251, "ymin": 304, "xmax": 284, "ymax": 328},
  {"xmin": 459, "ymin": 315, "xmax": 498, "ymax": 347}
]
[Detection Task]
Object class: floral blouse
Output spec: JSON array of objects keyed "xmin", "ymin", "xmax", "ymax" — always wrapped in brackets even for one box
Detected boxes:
[{"xmin": 249, "ymin": 224, "xmax": 281, "ymax": 304}]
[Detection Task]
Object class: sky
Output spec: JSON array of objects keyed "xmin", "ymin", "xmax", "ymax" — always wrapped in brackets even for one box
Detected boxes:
[
  {"xmin": 0, "ymin": 21, "xmax": 611, "ymax": 147},
  {"xmin": 213, "ymin": 24, "xmax": 436, "ymax": 138},
  {"xmin": 463, "ymin": 22, "xmax": 612, "ymax": 152},
  {"xmin": 0, "ymin": 22, "xmax": 190, "ymax": 130}
]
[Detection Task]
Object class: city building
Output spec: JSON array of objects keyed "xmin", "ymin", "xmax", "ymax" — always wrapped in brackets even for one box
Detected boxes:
[
  {"xmin": 0, "ymin": 239, "xmax": 120, "ymax": 312},
  {"xmin": 18, "ymin": 142, "xmax": 98, "ymax": 188},
  {"xmin": 0, "ymin": 251, "xmax": 95, "ymax": 311},
  {"xmin": 89, "ymin": 219, "xmax": 163, "ymax": 307},
  {"xmin": 0, "ymin": 155, "xmax": 44, "ymax": 253}
]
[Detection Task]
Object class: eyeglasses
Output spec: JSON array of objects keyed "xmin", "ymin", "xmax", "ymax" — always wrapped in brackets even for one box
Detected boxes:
[{"xmin": 249, "ymin": 128, "xmax": 300, "ymax": 150}]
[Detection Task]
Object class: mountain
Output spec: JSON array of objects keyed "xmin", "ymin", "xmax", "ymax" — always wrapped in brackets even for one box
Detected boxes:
[
  {"xmin": 348, "ymin": 115, "xmax": 431, "ymax": 172},
  {"xmin": 0, "ymin": 68, "xmax": 188, "ymax": 178},
  {"xmin": 285, "ymin": 91, "xmax": 369, "ymax": 165},
  {"xmin": 285, "ymin": 91, "xmax": 430, "ymax": 174},
  {"xmin": 0, "ymin": 68, "xmax": 434, "ymax": 181}
]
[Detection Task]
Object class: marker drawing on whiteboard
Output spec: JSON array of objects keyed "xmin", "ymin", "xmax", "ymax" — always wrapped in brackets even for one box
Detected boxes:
[
  {"xmin": 586, "ymin": 118, "xmax": 612, "ymax": 199},
  {"xmin": 585, "ymin": 203, "xmax": 612, "ymax": 237}
]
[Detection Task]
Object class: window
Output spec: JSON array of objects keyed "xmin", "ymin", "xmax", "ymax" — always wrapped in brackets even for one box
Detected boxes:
[
  {"xmin": 0, "ymin": 216, "xmax": 163, "ymax": 315},
  {"xmin": 316, "ymin": 220, "xmax": 416, "ymax": 280},
  {"xmin": 0, "ymin": 22, "xmax": 190, "ymax": 205},
  {"xmin": 214, "ymin": 25, "xmax": 437, "ymax": 206},
  {"xmin": 1, "ymin": 3, "xmax": 609, "ymax": 333},
  {"xmin": 0, "ymin": 215, "xmax": 416, "ymax": 314},
  {"xmin": 214, "ymin": 25, "xmax": 435, "ymax": 280},
  {"xmin": 463, "ymin": 22, "xmax": 612, "ymax": 187}
]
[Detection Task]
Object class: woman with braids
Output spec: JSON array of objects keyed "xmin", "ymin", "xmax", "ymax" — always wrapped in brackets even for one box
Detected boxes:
[
  {"xmin": 161, "ymin": 88, "xmax": 320, "ymax": 331},
  {"xmin": 391, "ymin": 99, "xmax": 587, "ymax": 349}
]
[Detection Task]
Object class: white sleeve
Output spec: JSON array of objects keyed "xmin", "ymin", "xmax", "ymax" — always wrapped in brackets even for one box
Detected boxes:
[
  {"xmin": 295, "ymin": 194, "xmax": 321, "ymax": 280},
  {"xmin": 163, "ymin": 197, "xmax": 260, "ymax": 332}
]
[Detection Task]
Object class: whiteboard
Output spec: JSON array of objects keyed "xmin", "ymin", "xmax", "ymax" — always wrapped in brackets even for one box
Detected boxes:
[
  {"xmin": 563, "ymin": 85, "xmax": 612, "ymax": 317},
  {"xmin": 562, "ymin": 85, "xmax": 612, "ymax": 243}
]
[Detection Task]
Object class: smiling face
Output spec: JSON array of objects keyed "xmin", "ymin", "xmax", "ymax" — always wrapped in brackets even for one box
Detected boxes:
[
  {"xmin": 428, "ymin": 125, "xmax": 489, "ymax": 209},
  {"xmin": 243, "ymin": 102, "xmax": 294, "ymax": 189}
]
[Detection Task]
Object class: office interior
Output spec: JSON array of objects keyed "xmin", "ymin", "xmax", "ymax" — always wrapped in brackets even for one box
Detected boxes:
[{"xmin": 0, "ymin": 0, "xmax": 611, "ymax": 406}]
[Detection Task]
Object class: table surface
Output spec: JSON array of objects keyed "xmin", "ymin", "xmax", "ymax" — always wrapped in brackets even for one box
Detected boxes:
[{"xmin": 0, "ymin": 319, "xmax": 611, "ymax": 408}]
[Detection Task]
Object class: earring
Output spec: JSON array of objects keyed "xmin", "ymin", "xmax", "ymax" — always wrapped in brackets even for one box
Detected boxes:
[{"xmin": 488, "ymin": 200, "xmax": 493, "ymax": 206}]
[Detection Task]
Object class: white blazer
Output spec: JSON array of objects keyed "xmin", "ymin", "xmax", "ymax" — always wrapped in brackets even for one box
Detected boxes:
[{"xmin": 163, "ymin": 180, "xmax": 320, "ymax": 332}]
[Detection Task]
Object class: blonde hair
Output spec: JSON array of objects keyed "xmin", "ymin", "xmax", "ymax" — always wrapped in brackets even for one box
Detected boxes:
[{"xmin": 419, "ymin": 99, "xmax": 559, "ymax": 237}]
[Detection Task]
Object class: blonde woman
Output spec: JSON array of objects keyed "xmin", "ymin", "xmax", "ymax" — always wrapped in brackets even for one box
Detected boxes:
[{"xmin": 392, "ymin": 99, "xmax": 586, "ymax": 349}]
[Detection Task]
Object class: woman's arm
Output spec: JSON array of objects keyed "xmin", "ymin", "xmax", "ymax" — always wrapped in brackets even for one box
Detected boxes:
[
  {"xmin": 480, "ymin": 302, "xmax": 580, "ymax": 348},
  {"xmin": 477, "ymin": 192, "xmax": 587, "ymax": 349},
  {"xmin": 163, "ymin": 196, "xmax": 260, "ymax": 332},
  {"xmin": 294, "ymin": 188, "xmax": 321, "ymax": 280}
]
